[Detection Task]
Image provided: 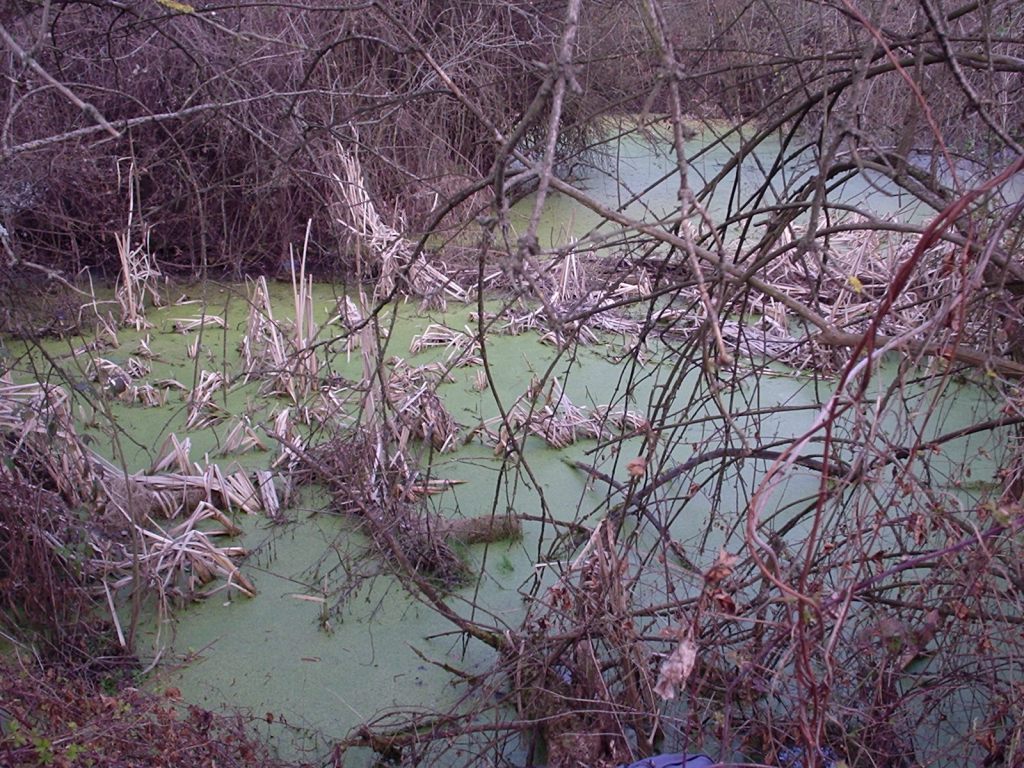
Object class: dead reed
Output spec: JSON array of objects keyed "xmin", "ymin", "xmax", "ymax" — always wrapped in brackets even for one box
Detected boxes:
[
  {"xmin": 409, "ymin": 323, "xmax": 483, "ymax": 368},
  {"xmin": 240, "ymin": 267, "xmax": 320, "ymax": 404},
  {"xmin": 483, "ymin": 377, "xmax": 646, "ymax": 451},
  {"xmin": 0, "ymin": 378, "xmax": 272, "ymax": 616},
  {"xmin": 331, "ymin": 146, "xmax": 469, "ymax": 307},
  {"xmin": 114, "ymin": 162, "xmax": 162, "ymax": 331}
]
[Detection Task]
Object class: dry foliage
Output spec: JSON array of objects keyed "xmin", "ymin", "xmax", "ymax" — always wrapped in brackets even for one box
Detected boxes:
[
  {"xmin": 0, "ymin": 476, "xmax": 111, "ymax": 667},
  {"xmin": 0, "ymin": 378, "xmax": 268, "ymax": 622},
  {"xmin": 1, "ymin": 0, "xmax": 590, "ymax": 275},
  {"xmin": 0, "ymin": 659, "xmax": 309, "ymax": 768},
  {"xmin": 3, "ymin": 1, "xmax": 1024, "ymax": 767}
]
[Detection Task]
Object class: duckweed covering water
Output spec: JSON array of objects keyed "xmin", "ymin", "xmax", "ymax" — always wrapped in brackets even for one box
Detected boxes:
[{"xmin": 2, "ymin": 273, "xmax": 1006, "ymax": 766}]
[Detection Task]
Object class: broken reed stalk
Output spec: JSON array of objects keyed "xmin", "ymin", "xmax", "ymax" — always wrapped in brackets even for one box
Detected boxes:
[
  {"xmin": 241, "ymin": 263, "xmax": 319, "ymax": 405},
  {"xmin": 239, "ymin": 276, "xmax": 289, "ymax": 397},
  {"xmin": 183, "ymin": 370, "xmax": 226, "ymax": 430},
  {"xmin": 240, "ymin": 275, "xmax": 274, "ymax": 380},
  {"xmin": 114, "ymin": 160, "xmax": 161, "ymax": 331},
  {"xmin": 409, "ymin": 324, "xmax": 482, "ymax": 368},
  {"xmin": 487, "ymin": 377, "xmax": 647, "ymax": 451},
  {"xmin": 332, "ymin": 144, "xmax": 469, "ymax": 307},
  {"xmin": 171, "ymin": 315, "xmax": 225, "ymax": 333},
  {"xmin": 219, "ymin": 416, "xmax": 267, "ymax": 456},
  {"xmin": 0, "ymin": 379, "xmax": 267, "ymax": 613},
  {"xmin": 331, "ymin": 294, "xmax": 365, "ymax": 361},
  {"xmin": 288, "ymin": 220, "xmax": 320, "ymax": 401},
  {"xmin": 386, "ymin": 361, "xmax": 462, "ymax": 452}
]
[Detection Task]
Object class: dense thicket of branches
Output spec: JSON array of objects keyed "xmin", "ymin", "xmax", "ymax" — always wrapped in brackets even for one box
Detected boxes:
[
  {"xmin": 2, "ymin": 0, "xmax": 1020, "ymax": 278},
  {"xmin": 317, "ymin": 2, "xmax": 1023, "ymax": 766},
  {"xmin": 1, "ymin": 0, "xmax": 587, "ymax": 274},
  {"xmin": 3, "ymin": 2, "xmax": 1024, "ymax": 768}
]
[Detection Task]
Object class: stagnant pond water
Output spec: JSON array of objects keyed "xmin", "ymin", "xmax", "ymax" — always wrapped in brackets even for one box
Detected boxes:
[
  {"xmin": 508, "ymin": 121, "xmax": 933, "ymax": 249},
  {"xmin": 6, "ymin": 287, "xmax": 1003, "ymax": 766},
  {"xmin": 3, "ymin": 124, "xmax": 1013, "ymax": 765}
]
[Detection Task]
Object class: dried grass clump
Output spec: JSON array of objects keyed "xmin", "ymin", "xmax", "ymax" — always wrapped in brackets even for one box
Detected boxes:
[
  {"xmin": 691, "ymin": 223, "xmax": 1015, "ymax": 373},
  {"xmin": 116, "ymin": 512, "xmax": 254, "ymax": 600},
  {"xmin": 183, "ymin": 370, "xmax": 227, "ymax": 430},
  {"xmin": 269, "ymin": 406, "xmax": 306, "ymax": 473},
  {"xmin": 332, "ymin": 147, "xmax": 469, "ymax": 308},
  {"xmin": 509, "ymin": 377, "xmax": 595, "ymax": 449},
  {"xmin": 330, "ymin": 294, "xmax": 366, "ymax": 359},
  {"xmin": 487, "ymin": 377, "xmax": 647, "ymax": 451},
  {"xmin": 409, "ymin": 323, "xmax": 482, "ymax": 368},
  {"xmin": 219, "ymin": 417, "xmax": 268, "ymax": 456},
  {"xmin": 492, "ymin": 249, "xmax": 654, "ymax": 348},
  {"xmin": 495, "ymin": 224, "xmax": 1024, "ymax": 376},
  {"xmin": 240, "ymin": 273, "xmax": 320, "ymax": 404},
  {"xmin": 386, "ymin": 362, "xmax": 461, "ymax": 453},
  {"xmin": 0, "ymin": 379, "xmax": 261, "ymax": 607},
  {"xmin": 472, "ymin": 264, "xmax": 648, "ymax": 350},
  {"xmin": 0, "ymin": 379, "xmax": 101, "ymax": 508},
  {"xmin": 239, "ymin": 276, "xmax": 279, "ymax": 381},
  {"xmin": 86, "ymin": 356, "xmax": 165, "ymax": 407},
  {"xmin": 304, "ymin": 430, "xmax": 379, "ymax": 514},
  {"xmin": 114, "ymin": 168, "xmax": 162, "ymax": 331}
]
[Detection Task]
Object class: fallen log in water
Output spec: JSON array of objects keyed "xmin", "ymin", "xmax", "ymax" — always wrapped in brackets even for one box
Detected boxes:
[{"xmin": 436, "ymin": 513, "xmax": 521, "ymax": 545}]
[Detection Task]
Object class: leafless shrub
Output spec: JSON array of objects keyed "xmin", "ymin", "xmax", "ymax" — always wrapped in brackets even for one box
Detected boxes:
[
  {"xmin": 326, "ymin": 1, "xmax": 1024, "ymax": 767},
  {"xmin": 0, "ymin": 474, "xmax": 110, "ymax": 666},
  {"xmin": 4, "ymin": 1, "xmax": 1024, "ymax": 766},
  {"xmin": 1, "ymin": 0, "xmax": 593, "ymax": 277}
]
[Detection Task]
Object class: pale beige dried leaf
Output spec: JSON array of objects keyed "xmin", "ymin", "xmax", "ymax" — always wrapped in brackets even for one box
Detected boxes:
[{"xmin": 653, "ymin": 638, "xmax": 697, "ymax": 700}]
